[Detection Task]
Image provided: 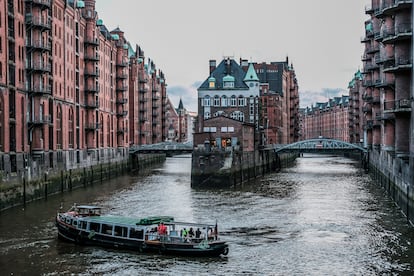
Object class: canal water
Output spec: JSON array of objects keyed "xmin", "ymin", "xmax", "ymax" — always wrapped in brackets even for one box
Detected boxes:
[{"xmin": 1, "ymin": 154, "xmax": 413, "ymax": 275}]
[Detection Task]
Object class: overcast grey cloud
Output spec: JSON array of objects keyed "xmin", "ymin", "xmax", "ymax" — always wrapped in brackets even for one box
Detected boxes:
[{"xmin": 95, "ymin": 0, "xmax": 369, "ymax": 111}]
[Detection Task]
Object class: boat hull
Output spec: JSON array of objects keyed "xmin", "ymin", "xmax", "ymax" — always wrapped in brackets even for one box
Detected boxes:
[{"xmin": 56, "ymin": 219, "xmax": 228, "ymax": 257}]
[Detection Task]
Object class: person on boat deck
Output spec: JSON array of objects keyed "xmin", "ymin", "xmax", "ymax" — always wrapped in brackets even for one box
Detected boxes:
[
  {"xmin": 195, "ymin": 228, "xmax": 201, "ymax": 239},
  {"xmin": 181, "ymin": 228, "xmax": 188, "ymax": 238},
  {"xmin": 188, "ymin": 227, "xmax": 194, "ymax": 237},
  {"xmin": 158, "ymin": 223, "xmax": 167, "ymax": 235}
]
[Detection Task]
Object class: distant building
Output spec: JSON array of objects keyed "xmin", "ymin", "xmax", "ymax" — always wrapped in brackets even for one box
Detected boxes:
[
  {"xmin": 300, "ymin": 96, "xmax": 350, "ymax": 142},
  {"xmin": 194, "ymin": 57, "xmax": 300, "ymax": 151},
  {"xmin": 348, "ymin": 70, "xmax": 365, "ymax": 145},
  {"xmin": 194, "ymin": 58, "xmax": 260, "ymax": 151},
  {"xmin": 245, "ymin": 58, "xmax": 300, "ymax": 144},
  {"xmin": 164, "ymin": 97, "xmax": 195, "ymax": 143}
]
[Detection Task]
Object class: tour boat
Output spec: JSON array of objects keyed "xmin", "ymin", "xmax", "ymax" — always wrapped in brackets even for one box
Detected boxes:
[{"xmin": 55, "ymin": 204, "xmax": 229, "ymax": 257}]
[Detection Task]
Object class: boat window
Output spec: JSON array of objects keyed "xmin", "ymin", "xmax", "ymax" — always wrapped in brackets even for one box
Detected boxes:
[
  {"xmin": 129, "ymin": 228, "xmax": 144, "ymax": 240},
  {"xmin": 89, "ymin": 222, "xmax": 100, "ymax": 232},
  {"xmin": 79, "ymin": 221, "xmax": 87, "ymax": 230},
  {"xmin": 73, "ymin": 220, "xmax": 78, "ymax": 226},
  {"xmin": 114, "ymin": 226, "xmax": 128, "ymax": 237},
  {"xmin": 102, "ymin": 224, "xmax": 113, "ymax": 235}
]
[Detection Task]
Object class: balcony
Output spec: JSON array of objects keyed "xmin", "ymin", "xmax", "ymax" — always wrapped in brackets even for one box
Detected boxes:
[
  {"xmin": 116, "ymin": 85, "xmax": 127, "ymax": 91},
  {"xmin": 377, "ymin": 0, "xmax": 413, "ymax": 18},
  {"xmin": 84, "ymin": 69, "xmax": 99, "ymax": 77},
  {"xmin": 374, "ymin": 78, "xmax": 394, "ymax": 88},
  {"xmin": 139, "ymin": 77, "xmax": 148, "ymax": 83},
  {"xmin": 382, "ymin": 23, "xmax": 412, "ymax": 44},
  {"xmin": 139, "ymin": 87, "xmax": 148, "ymax": 93},
  {"xmin": 85, "ymin": 85, "xmax": 100, "ymax": 94},
  {"xmin": 116, "ymin": 61, "xmax": 128, "ymax": 67},
  {"xmin": 85, "ymin": 100, "xmax": 99, "ymax": 109},
  {"xmin": 384, "ymin": 98, "xmax": 412, "ymax": 113},
  {"xmin": 383, "ymin": 56, "xmax": 412, "ymax": 72},
  {"xmin": 25, "ymin": 15, "xmax": 51, "ymax": 30},
  {"xmin": 116, "ymin": 73, "xmax": 127, "ymax": 79},
  {"xmin": 84, "ymin": 38, "xmax": 99, "ymax": 46},
  {"xmin": 26, "ymin": 61, "xmax": 51, "ymax": 73},
  {"xmin": 25, "ymin": 39, "xmax": 51, "ymax": 52},
  {"xmin": 375, "ymin": 55, "xmax": 394, "ymax": 65},
  {"xmin": 139, "ymin": 97, "xmax": 148, "ymax": 103},
  {"xmin": 84, "ymin": 122, "xmax": 100, "ymax": 131},
  {"xmin": 27, "ymin": 84, "xmax": 52, "ymax": 95},
  {"xmin": 366, "ymin": 44, "xmax": 380, "ymax": 54},
  {"xmin": 139, "ymin": 116, "xmax": 147, "ymax": 122},
  {"xmin": 84, "ymin": 53, "xmax": 100, "ymax": 61},
  {"xmin": 28, "ymin": 114, "xmax": 51, "ymax": 126},
  {"xmin": 116, "ymin": 98, "xmax": 127, "ymax": 105},
  {"xmin": 25, "ymin": 0, "xmax": 52, "ymax": 8},
  {"xmin": 363, "ymin": 80, "xmax": 374, "ymax": 87},
  {"xmin": 117, "ymin": 110, "xmax": 128, "ymax": 117},
  {"xmin": 362, "ymin": 94, "xmax": 373, "ymax": 102}
]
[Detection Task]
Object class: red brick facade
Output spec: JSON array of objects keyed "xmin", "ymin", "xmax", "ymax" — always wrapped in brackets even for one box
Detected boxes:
[
  {"xmin": 300, "ymin": 96, "xmax": 350, "ymax": 142},
  {"xmin": 0, "ymin": 0, "xmax": 168, "ymax": 179}
]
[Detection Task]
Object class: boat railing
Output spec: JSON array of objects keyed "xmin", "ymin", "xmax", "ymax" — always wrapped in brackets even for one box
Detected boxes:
[{"xmin": 145, "ymin": 231, "xmax": 217, "ymax": 244}]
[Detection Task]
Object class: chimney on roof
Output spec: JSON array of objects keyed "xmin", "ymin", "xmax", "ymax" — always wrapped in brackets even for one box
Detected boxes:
[
  {"xmin": 240, "ymin": 58, "xmax": 249, "ymax": 70},
  {"xmin": 209, "ymin": 60, "xmax": 216, "ymax": 74}
]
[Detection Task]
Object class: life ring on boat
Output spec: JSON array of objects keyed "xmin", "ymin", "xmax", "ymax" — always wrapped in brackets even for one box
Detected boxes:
[{"xmin": 222, "ymin": 247, "xmax": 229, "ymax": 256}]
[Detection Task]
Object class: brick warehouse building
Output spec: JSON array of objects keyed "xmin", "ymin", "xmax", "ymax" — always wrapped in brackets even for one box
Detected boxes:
[
  {"xmin": 194, "ymin": 57, "xmax": 299, "ymax": 151},
  {"xmin": 0, "ymin": 0, "xmax": 168, "ymax": 179},
  {"xmin": 362, "ymin": 0, "xmax": 412, "ymax": 159},
  {"xmin": 300, "ymin": 96, "xmax": 350, "ymax": 141}
]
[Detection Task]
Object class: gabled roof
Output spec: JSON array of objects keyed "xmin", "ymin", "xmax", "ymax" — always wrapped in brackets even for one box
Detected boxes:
[
  {"xmin": 243, "ymin": 63, "xmax": 259, "ymax": 82},
  {"xmin": 198, "ymin": 59, "xmax": 249, "ymax": 90}
]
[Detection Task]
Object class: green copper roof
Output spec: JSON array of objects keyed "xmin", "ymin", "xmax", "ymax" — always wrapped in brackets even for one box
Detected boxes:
[
  {"xmin": 111, "ymin": 34, "xmax": 119, "ymax": 40},
  {"xmin": 223, "ymin": 74, "xmax": 235, "ymax": 82},
  {"xmin": 243, "ymin": 63, "xmax": 259, "ymax": 82},
  {"xmin": 366, "ymin": 22, "xmax": 373, "ymax": 32},
  {"xmin": 208, "ymin": 76, "xmax": 216, "ymax": 82},
  {"xmin": 76, "ymin": 1, "xmax": 85, "ymax": 8},
  {"xmin": 96, "ymin": 19, "xmax": 103, "ymax": 26},
  {"xmin": 355, "ymin": 70, "xmax": 362, "ymax": 80}
]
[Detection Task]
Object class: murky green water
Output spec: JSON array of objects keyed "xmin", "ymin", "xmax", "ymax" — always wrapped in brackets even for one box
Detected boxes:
[{"xmin": 1, "ymin": 154, "xmax": 413, "ymax": 275}]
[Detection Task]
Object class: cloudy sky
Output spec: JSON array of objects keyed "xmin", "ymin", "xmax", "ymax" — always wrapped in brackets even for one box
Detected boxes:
[{"xmin": 95, "ymin": 0, "xmax": 369, "ymax": 111}]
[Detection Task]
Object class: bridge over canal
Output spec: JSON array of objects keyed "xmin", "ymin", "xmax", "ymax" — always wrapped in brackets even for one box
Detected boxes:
[{"xmin": 269, "ymin": 138, "xmax": 369, "ymax": 170}]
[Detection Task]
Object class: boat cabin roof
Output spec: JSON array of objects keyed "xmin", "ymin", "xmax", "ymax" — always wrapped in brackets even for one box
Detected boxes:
[{"xmin": 76, "ymin": 205, "xmax": 102, "ymax": 210}]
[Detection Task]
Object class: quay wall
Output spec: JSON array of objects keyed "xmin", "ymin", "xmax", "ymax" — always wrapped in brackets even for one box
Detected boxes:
[
  {"xmin": 0, "ymin": 154, "xmax": 165, "ymax": 212},
  {"xmin": 191, "ymin": 149, "xmax": 297, "ymax": 188},
  {"xmin": 369, "ymin": 150, "xmax": 413, "ymax": 225}
]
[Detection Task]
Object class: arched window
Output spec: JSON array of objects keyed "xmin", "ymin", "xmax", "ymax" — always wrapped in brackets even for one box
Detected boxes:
[
  {"xmin": 230, "ymin": 95, "xmax": 237, "ymax": 106},
  {"xmin": 221, "ymin": 95, "xmax": 227, "ymax": 107},
  {"xmin": 238, "ymin": 96, "xmax": 245, "ymax": 106},
  {"xmin": 203, "ymin": 96, "xmax": 210, "ymax": 107},
  {"xmin": 213, "ymin": 95, "xmax": 220, "ymax": 107}
]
